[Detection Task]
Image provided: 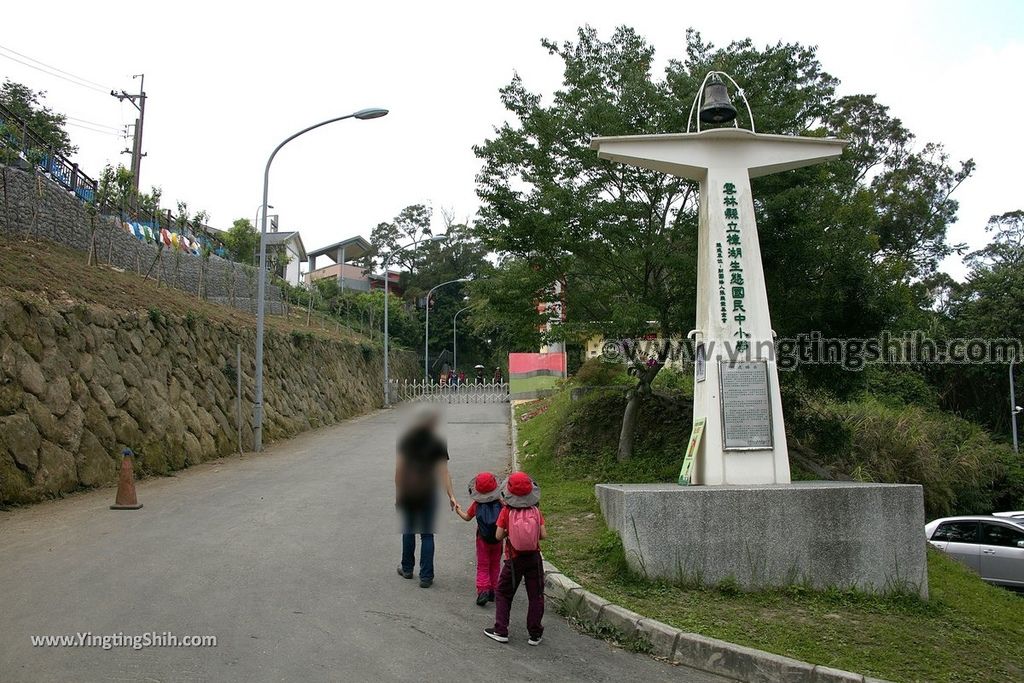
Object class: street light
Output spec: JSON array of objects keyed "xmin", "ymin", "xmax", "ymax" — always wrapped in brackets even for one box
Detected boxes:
[
  {"xmin": 383, "ymin": 234, "xmax": 448, "ymax": 407},
  {"xmin": 254, "ymin": 203, "xmax": 274, "ymax": 232},
  {"xmin": 251, "ymin": 203, "xmax": 274, "ymax": 264},
  {"xmin": 453, "ymin": 296, "xmax": 471, "ymax": 375},
  {"xmin": 424, "ymin": 277, "xmax": 471, "ymax": 382},
  {"xmin": 1012, "ymin": 354, "xmax": 1021, "ymax": 454},
  {"xmin": 254, "ymin": 107, "xmax": 388, "ymax": 452}
]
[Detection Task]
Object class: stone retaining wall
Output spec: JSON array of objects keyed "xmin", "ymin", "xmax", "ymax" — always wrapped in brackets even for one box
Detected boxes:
[
  {"xmin": 0, "ymin": 291, "xmax": 417, "ymax": 505},
  {"xmin": 0, "ymin": 165, "xmax": 281, "ymax": 308}
]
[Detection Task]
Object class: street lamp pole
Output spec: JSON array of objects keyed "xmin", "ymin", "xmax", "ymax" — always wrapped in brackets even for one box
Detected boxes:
[
  {"xmin": 251, "ymin": 203, "xmax": 274, "ymax": 264},
  {"xmin": 254, "ymin": 108, "xmax": 388, "ymax": 452},
  {"xmin": 424, "ymin": 277, "xmax": 470, "ymax": 382},
  {"xmin": 1012, "ymin": 354, "xmax": 1020, "ymax": 454},
  {"xmin": 253, "ymin": 202, "xmax": 274, "ymax": 233},
  {"xmin": 383, "ymin": 235, "xmax": 448, "ymax": 406},
  {"xmin": 453, "ymin": 302, "xmax": 470, "ymax": 375}
]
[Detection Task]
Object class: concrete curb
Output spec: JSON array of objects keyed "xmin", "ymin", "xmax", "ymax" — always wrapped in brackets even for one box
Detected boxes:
[
  {"xmin": 509, "ymin": 401, "xmax": 521, "ymax": 470},
  {"xmin": 513, "ymin": 404, "xmax": 888, "ymax": 683},
  {"xmin": 541, "ymin": 562, "xmax": 888, "ymax": 683}
]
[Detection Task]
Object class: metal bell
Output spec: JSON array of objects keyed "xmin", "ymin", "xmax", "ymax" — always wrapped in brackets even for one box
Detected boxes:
[{"xmin": 699, "ymin": 74, "xmax": 738, "ymax": 125}]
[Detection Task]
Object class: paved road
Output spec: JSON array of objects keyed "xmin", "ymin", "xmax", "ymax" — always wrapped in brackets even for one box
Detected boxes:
[{"xmin": 0, "ymin": 403, "xmax": 725, "ymax": 682}]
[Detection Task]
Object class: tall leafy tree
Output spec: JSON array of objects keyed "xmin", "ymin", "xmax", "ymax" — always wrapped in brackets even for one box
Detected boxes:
[
  {"xmin": 0, "ymin": 80, "xmax": 75, "ymax": 157},
  {"xmin": 474, "ymin": 26, "xmax": 972, "ymax": 459},
  {"xmin": 368, "ymin": 203, "xmax": 434, "ymax": 274},
  {"xmin": 365, "ymin": 204, "xmax": 495, "ymax": 373},
  {"xmin": 223, "ymin": 218, "xmax": 259, "ymax": 265},
  {"xmin": 940, "ymin": 211, "xmax": 1024, "ymax": 433}
]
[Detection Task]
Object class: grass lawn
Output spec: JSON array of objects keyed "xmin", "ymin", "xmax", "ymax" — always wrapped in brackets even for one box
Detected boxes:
[
  {"xmin": 509, "ymin": 374, "xmax": 560, "ymax": 394},
  {"xmin": 517, "ymin": 393, "xmax": 1024, "ymax": 683}
]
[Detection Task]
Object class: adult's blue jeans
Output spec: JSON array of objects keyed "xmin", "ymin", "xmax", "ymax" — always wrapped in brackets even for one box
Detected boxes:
[{"xmin": 399, "ymin": 497, "xmax": 436, "ymax": 581}]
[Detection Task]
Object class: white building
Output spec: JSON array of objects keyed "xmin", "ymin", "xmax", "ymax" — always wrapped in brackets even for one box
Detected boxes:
[{"xmin": 264, "ymin": 230, "xmax": 307, "ymax": 286}]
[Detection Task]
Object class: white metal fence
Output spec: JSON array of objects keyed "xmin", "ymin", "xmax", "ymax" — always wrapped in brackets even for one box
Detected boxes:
[{"xmin": 389, "ymin": 379, "xmax": 510, "ymax": 404}]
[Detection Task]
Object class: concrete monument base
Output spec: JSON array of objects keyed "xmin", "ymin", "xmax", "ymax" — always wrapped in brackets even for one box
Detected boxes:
[{"xmin": 596, "ymin": 481, "xmax": 928, "ymax": 598}]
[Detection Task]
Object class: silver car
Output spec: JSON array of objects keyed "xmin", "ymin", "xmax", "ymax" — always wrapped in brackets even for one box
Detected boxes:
[
  {"xmin": 993, "ymin": 510, "xmax": 1024, "ymax": 524},
  {"xmin": 925, "ymin": 515, "xmax": 1024, "ymax": 588}
]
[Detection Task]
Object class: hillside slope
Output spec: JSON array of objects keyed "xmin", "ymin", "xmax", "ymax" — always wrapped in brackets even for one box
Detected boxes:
[{"xmin": 0, "ymin": 236, "xmax": 416, "ymax": 505}]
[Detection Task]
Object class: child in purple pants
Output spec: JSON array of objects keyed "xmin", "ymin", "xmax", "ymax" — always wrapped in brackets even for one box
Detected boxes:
[
  {"xmin": 454, "ymin": 472, "xmax": 504, "ymax": 606},
  {"xmin": 484, "ymin": 472, "xmax": 547, "ymax": 646}
]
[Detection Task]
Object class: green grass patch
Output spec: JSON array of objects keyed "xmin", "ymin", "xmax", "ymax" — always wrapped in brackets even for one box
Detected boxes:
[
  {"xmin": 510, "ymin": 374, "xmax": 561, "ymax": 394},
  {"xmin": 518, "ymin": 389, "xmax": 1024, "ymax": 683}
]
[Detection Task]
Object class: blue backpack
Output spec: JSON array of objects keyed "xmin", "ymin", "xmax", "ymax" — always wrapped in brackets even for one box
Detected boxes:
[{"xmin": 475, "ymin": 501, "xmax": 502, "ymax": 544}]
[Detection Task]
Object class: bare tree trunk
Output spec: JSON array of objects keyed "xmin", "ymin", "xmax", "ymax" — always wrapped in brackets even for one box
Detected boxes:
[
  {"xmin": 616, "ymin": 362, "xmax": 662, "ymax": 462},
  {"xmin": 29, "ymin": 173, "xmax": 42, "ymax": 236},
  {"xmin": 144, "ymin": 245, "xmax": 162, "ymax": 281},
  {"xmin": 87, "ymin": 214, "xmax": 97, "ymax": 266}
]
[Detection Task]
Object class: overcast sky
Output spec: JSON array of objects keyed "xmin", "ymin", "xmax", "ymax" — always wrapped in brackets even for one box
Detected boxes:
[{"xmin": 3, "ymin": 0, "xmax": 1022, "ymax": 280}]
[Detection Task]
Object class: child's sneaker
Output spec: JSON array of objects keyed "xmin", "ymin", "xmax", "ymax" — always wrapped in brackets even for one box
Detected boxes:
[
  {"xmin": 476, "ymin": 592, "xmax": 489, "ymax": 606},
  {"xmin": 528, "ymin": 635, "xmax": 543, "ymax": 646},
  {"xmin": 487, "ymin": 590, "xmax": 495, "ymax": 603},
  {"xmin": 483, "ymin": 628, "xmax": 509, "ymax": 643}
]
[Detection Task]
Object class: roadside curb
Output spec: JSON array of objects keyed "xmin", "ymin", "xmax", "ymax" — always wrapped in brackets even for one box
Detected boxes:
[
  {"xmin": 541, "ymin": 563, "xmax": 887, "ymax": 683},
  {"xmin": 511, "ymin": 403, "xmax": 888, "ymax": 683}
]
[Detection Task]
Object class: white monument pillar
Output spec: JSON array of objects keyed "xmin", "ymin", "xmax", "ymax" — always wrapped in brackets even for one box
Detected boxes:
[
  {"xmin": 591, "ymin": 77, "xmax": 926, "ymax": 597},
  {"xmin": 591, "ymin": 128, "xmax": 845, "ymax": 485}
]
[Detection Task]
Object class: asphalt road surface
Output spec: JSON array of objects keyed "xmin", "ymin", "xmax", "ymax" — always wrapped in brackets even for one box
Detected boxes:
[{"xmin": 0, "ymin": 403, "xmax": 726, "ymax": 682}]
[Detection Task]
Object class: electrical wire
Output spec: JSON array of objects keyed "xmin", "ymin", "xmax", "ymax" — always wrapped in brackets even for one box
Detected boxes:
[
  {"xmin": 0, "ymin": 43, "xmax": 112, "ymax": 91},
  {"xmin": 65, "ymin": 115, "xmax": 122, "ymax": 132},
  {"xmin": 0, "ymin": 47, "xmax": 110, "ymax": 94},
  {"xmin": 65, "ymin": 121, "xmax": 123, "ymax": 137}
]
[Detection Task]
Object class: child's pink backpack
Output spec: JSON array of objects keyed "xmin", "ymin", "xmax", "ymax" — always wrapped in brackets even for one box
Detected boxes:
[{"xmin": 507, "ymin": 506, "xmax": 541, "ymax": 552}]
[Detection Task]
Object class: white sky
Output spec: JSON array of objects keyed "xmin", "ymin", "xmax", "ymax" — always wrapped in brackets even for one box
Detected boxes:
[{"xmin": 3, "ymin": 0, "xmax": 1022, "ymax": 280}]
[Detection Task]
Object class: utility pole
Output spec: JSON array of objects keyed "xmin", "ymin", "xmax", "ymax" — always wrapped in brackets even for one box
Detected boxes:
[{"xmin": 111, "ymin": 74, "xmax": 147, "ymax": 192}]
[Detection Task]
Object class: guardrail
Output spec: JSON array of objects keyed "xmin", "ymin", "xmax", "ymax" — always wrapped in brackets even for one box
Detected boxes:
[{"xmin": 0, "ymin": 101, "xmax": 97, "ymax": 203}]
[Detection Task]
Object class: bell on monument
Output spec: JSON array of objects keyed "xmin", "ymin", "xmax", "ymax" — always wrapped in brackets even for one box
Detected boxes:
[{"xmin": 699, "ymin": 74, "xmax": 738, "ymax": 125}]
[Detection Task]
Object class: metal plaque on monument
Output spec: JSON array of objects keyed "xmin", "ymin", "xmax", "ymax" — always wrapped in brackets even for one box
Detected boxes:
[{"xmin": 718, "ymin": 360, "xmax": 773, "ymax": 450}]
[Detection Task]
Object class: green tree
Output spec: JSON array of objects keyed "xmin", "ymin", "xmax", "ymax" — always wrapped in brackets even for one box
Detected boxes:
[
  {"xmin": 0, "ymin": 80, "xmax": 75, "ymax": 158},
  {"xmin": 366, "ymin": 204, "xmax": 494, "ymax": 374},
  {"xmin": 222, "ymin": 218, "xmax": 259, "ymax": 265},
  {"xmin": 369, "ymin": 203, "xmax": 434, "ymax": 274},
  {"xmin": 940, "ymin": 211, "xmax": 1024, "ymax": 433},
  {"xmin": 474, "ymin": 26, "xmax": 972, "ymax": 460},
  {"xmin": 89, "ymin": 164, "xmax": 160, "ymax": 266}
]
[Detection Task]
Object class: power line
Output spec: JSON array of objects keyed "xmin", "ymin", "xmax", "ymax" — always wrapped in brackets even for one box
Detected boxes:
[
  {"xmin": 65, "ymin": 121, "xmax": 124, "ymax": 137},
  {"xmin": 0, "ymin": 43, "xmax": 112, "ymax": 91},
  {"xmin": 66, "ymin": 115, "xmax": 122, "ymax": 132},
  {"xmin": 0, "ymin": 49, "xmax": 109, "ymax": 94}
]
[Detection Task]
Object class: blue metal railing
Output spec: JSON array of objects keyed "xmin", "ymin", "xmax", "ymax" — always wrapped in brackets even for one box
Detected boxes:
[{"xmin": 0, "ymin": 101, "xmax": 97, "ymax": 202}]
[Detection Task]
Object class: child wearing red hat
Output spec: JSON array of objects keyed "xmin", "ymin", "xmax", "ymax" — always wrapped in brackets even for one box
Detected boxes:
[
  {"xmin": 454, "ymin": 472, "xmax": 504, "ymax": 606},
  {"xmin": 483, "ymin": 471, "xmax": 547, "ymax": 646}
]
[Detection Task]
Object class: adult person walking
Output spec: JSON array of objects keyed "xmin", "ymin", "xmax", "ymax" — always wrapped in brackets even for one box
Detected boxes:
[{"xmin": 395, "ymin": 407, "xmax": 458, "ymax": 588}]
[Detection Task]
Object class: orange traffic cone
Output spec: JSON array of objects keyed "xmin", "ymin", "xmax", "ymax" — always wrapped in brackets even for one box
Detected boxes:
[{"xmin": 110, "ymin": 448, "xmax": 143, "ymax": 510}]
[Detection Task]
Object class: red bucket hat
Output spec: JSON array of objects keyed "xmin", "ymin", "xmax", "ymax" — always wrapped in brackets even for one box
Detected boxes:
[
  {"xmin": 500, "ymin": 471, "xmax": 540, "ymax": 508},
  {"xmin": 468, "ymin": 472, "xmax": 500, "ymax": 503}
]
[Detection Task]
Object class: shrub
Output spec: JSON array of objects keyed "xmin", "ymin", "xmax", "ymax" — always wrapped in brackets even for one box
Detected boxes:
[
  {"xmin": 652, "ymin": 366, "xmax": 693, "ymax": 395},
  {"xmin": 573, "ymin": 358, "xmax": 631, "ymax": 386},
  {"xmin": 789, "ymin": 395, "xmax": 1024, "ymax": 518},
  {"xmin": 290, "ymin": 330, "xmax": 313, "ymax": 347}
]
